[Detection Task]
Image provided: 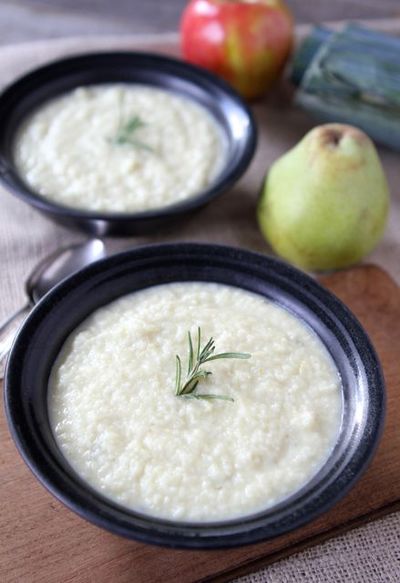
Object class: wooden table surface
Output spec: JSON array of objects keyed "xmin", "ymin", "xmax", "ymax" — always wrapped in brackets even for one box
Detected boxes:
[{"xmin": 0, "ymin": 0, "xmax": 400, "ymax": 46}]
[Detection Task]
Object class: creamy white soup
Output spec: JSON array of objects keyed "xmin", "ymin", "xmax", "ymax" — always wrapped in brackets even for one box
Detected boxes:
[
  {"xmin": 48, "ymin": 283, "xmax": 342, "ymax": 521},
  {"xmin": 14, "ymin": 85, "xmax": 226, "ymax": 212}
]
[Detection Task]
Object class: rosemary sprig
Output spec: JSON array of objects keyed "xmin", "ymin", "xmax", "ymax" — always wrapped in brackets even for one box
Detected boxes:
[
  {"xmin": 111, "ymin": 114, "xmax": 153, "ymax": 152},
  {"xmin": 175, "ymin": 327, "xmax": 251, "ymax": 403}
]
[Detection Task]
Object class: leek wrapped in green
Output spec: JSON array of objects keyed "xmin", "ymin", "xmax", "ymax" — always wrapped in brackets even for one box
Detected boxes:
[{"xmin": 291, "ymin": 25, "xmax": 400, "ymax": 150}]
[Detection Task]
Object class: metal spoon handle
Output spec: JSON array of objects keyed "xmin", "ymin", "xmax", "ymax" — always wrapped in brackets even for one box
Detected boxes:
[{"xmin": 0, "ymin": 303, "xmax": 31, "ymax": 380}]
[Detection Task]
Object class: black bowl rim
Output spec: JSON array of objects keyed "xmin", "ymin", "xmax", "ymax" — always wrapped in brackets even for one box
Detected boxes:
[
  {"xmin": 0, "ymin": 51, "xmax": 257, "ymax": 222},
  {"xmin": 4, "ymin": 243, "xmax": 385, "ymax": 549}
]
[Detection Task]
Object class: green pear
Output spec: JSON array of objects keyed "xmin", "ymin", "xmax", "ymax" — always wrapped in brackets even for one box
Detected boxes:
[{"xmin": 257, "ymin": 124, "xmax": 390, "ymax": 271}]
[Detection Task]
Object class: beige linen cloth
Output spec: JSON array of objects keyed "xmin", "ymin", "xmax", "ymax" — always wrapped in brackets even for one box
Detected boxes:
[{"xmin": 0, "ymin": 34, "xmax": 399, "ymax": 582}]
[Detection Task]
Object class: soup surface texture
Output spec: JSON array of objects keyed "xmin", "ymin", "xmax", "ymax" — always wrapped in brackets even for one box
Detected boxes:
[
  {"xmin": 49, "ymin": 283, "xmax": 342, "ymax": 521},
  {"xmin": 14, "ymin": 85, "xmax": 225, "ymax": 212}
]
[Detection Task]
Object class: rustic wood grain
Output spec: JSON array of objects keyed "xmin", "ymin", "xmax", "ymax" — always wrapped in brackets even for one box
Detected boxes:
[{"xmin": 0, "ymin": 264, "xmax": 399, "ymax": 583}]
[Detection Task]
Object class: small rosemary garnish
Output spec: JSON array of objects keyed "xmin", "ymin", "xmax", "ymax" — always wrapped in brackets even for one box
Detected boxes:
[
  {"xmin": 111, "ymin": 114, "xmax": 153, "ymax": 152},
  {"xmin": 175, "ymin": 327, "xmax": 251, "ymax": 403}
]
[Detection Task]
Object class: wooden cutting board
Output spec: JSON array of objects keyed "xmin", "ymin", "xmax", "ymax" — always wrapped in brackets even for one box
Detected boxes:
[{"xmin": 1, "ymin": 264, "xmax": 399, "ymax": 583}]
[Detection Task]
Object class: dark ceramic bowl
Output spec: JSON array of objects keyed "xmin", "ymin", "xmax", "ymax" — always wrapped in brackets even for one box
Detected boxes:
[
  {"xmin": 4, "ymin": 244, "xmax": 385, "ymax": 549},
  {"xmin": 0, "ymin": 53, "xmax": 256, "ymax": 236}
]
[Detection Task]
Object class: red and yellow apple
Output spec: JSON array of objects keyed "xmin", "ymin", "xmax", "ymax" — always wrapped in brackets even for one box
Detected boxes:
[{"xmin": 180, "ymin": 0, "xmax": 293, "ymax": 100}]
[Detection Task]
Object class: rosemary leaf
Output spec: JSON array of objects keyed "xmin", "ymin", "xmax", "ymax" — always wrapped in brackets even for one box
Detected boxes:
[
  {"xmin": 196, "ymin": 326, "xmax": 201, "ymax": 361},
  {"xmin": 175, "ymin": 355, "xmax": 182, "ymax": 396},
  {"xmin": 197, "ymin": 394, "xmax": 235, "ymax": 402},
  {"xmin": 181, "ymin": 393, "xmax": 235, "ymax": 402},
  {"xmin": 111, "ymin": 114, "xmax": 153, "ymax": 152},
  {"xmin": 206, "ymin": 352, "xmax": 251, "ymax": 362},
  {"xmin": 174, "ymin": 327, "xmax": 251, "ymax": 403},
  {"xmin": 123, "ymin": 116, "xmax": 145, "ymax": 133},
  {"xmin": 188, "ymin": 331, "xmax": 194, "ymax": 374},
  {"xmin": 116, "ymin": 138, "xmax": 153, "ymax": 152},
  {"xmin": 180, "ymin": 379, "xmax": 199, "ymax": 396},
  {"xmin": 179, "ymin": 371, "xmax": 211, "ymax": 395},
  {"xmin": 200, "ymin": 338, "xmax": 215, "ymax": 362}
]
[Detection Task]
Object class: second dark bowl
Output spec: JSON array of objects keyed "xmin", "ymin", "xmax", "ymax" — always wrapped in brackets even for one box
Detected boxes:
[
  {"xmin": 0, "ymin": 52, "xmax": 256, "ymax": 236},
  {"xmin": 4, "ymin": 243, "xmax": 385, "ymax": 549}
]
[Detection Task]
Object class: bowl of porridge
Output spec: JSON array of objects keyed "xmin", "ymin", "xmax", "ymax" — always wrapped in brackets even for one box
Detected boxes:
[
  {"xmin": 4, "ymin": 244, "xmax": 385, "ymax": 548},
  {"xmin": 0, "ymin": 53, "xmax": 256, "ymax": 236}
]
